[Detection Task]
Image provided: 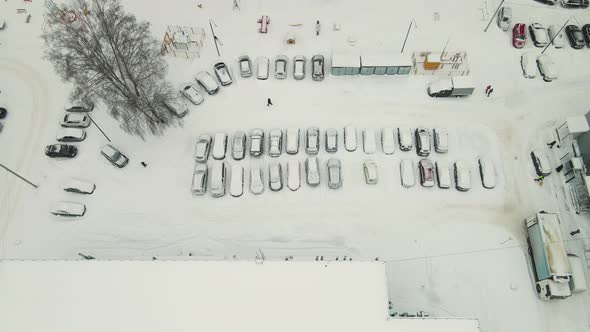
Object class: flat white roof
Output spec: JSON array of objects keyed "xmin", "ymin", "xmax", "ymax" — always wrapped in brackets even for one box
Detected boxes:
[
  {"xmin": 362, "ymin": 54, "xmax": 412, "ymax": 67},
  {"xmin": 567, "ymin": 116, "xmax": 590, "ymax": 134},
  {"xmin": 332, "ymin": 53, "xmax": 361, "ymax": 68},
  {"xmin": 0, "ymin": 261, "xmax": 480, "ymax": 332}
]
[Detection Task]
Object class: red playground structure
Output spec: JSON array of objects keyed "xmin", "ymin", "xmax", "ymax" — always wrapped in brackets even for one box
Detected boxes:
[{"xmin": 257, "ymin": 15, "xmax": 270, "ymax": 33}]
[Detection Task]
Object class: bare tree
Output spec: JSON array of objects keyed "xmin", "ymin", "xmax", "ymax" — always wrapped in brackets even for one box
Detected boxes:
[{"xmin": 43, "ymin": 0, "xmax": 178, "ymax": 138}]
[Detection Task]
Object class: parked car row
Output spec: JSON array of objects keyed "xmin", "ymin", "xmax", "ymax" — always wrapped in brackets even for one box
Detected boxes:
[
  {"xmin": 193, "ymin": 127, "xmax": 449, "ymax": 162},
  {"xmin": 400, "ymin": 158, "xmax": 497, "ymax": 191},
  {"xmin": 520, "ymin": 52, "xmax": 558, "ymax": 81},
  {"xmin": 536, "ymin": 0, "xmax": 589, "ymax": 9},
  {"xmin": 45, "ymin": 102, "xmax": 95, "ymax": 159},
  {"xmin": 50, "ymin": 179, "xmax": 96, "ymax": 217},
  {"xmin": 512, "ymin": 21, "xmax": 590, "ymax": 49}
]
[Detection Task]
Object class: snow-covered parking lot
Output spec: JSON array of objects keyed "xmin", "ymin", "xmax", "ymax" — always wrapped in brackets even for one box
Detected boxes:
[{"xmin": 2, "ymin": 0, "xmax": 590, "ymax": 331}]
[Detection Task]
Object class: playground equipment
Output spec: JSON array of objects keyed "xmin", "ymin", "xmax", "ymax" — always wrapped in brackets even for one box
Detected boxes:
[{"xmin": 161, "ymin": 25, "xmax": 206, "ymax": 59}]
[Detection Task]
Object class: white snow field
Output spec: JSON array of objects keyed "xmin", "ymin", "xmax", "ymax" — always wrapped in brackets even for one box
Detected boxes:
[{"xmin": 1, "ymin": 0, "xmax": 590, "ymax": 331}]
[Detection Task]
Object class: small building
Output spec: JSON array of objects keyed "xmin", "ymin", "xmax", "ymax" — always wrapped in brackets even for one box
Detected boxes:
[
  {"xmin": 360, "ymin": 54, "xmax": 412, "ymax": 75},
  {"xmin": 331, "ymin": 53, "xmax": 361, "ymax": 75},
  {"xmin": 412, "ymin": 51, "xmax": 470, "ymax": 76}
]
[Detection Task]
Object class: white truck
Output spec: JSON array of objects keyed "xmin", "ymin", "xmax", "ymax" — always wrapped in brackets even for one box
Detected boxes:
[
  {"xmin": 427, "ymin": 77, "xmax": 475, "ymax": 98},
  {"xmin": 526, "ymin": 212, "xmax": 572, "ymax": 300}
]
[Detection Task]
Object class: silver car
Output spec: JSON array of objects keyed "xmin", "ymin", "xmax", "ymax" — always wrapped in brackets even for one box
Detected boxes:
[
  {"xmin": 306, "ymin": 127, "xmax": 320, "ymax": 154},
  {"xmin": 61, "ymin": 113, "xmax": 90, "ymax": 128},
  {"xmin": 325, "ymin": 128, "xmax": 338, "ymax": 153},
  {"xmin": 249, "ymin": 128, "xmax": 264, "ymax": 157},
  {"xmin": 180, "ymin": 84, "xmax": 204, "ymax": 105},
  {"xmin": 269, "ymin": 162, "xmax": 283, "ymax": 191},
  {"xmin": 195, "ymin": 71, "xmax": 220, "ymax": 95},
  {"xmin": 213, "ymin": 62, "xmax": 233, "ymax": 86},
  {"xmin": 232, "ymin": 131, "xmax": 246, "ymax": 160},
  {"xmin": 238, "ymin": 55, "xmax": 252, "ymax": 78},
  {"xmin": 363, "ymin": 160, "xmax": 378, "ymax": 185},
  {"xmin": 327, "ymin": 158, "xmax": 342, "ymax": 189},
  {"xmin": 195, "ymin": 134, "xmax": 212, "ymax": 162},
  {"xmin": 100, "ymin": 144, "xmax": 129, "ymax": 168},
  {"xmin": 192, "ymin": 163, "xmax": 208, "ymax": 195},
  {"xmin": 269, "ymin": 129, "xmax": 283, "ymax": 157},
  {"xmin": 415, "ymin": 128, "xmax": 431, "ymax": 157},
  {"xmin": 275, "ymin": 55, "xmax": 288, "ymax": 79},
  {"xmin": 293, "ymin": 55, "xmax": 306, "ymax": 80},
  {"xmin": 210, "ymin": 162, "xmax": 227, "ymax": 197},
  {"xmin": 305, "ymin": 157, "xmax": 320, "ymax": 186},
  {"xmin": 311, "ymin": 55, "xmax": 325, "ymax": 81}
]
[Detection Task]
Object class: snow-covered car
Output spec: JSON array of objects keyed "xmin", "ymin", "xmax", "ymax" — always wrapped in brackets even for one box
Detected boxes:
[
  {"xmin": 305, "ymin": 157, "xmax": 320, "ymax": 186},
  {"xmin": 0, "ymin": 106, "xmax": 7, "ymax": 119},
  {"xmin": 269, "ymin": 162, "xmax": 283, "ymax": 191},
  {"xmin": 433, "ymin": 128, "xmax": 448, "ymax": 153},
  {"xmin": 45, "ymin": 144, "xmax": 77, "ymax": 158},
  {"xmin": 269, "ymin": 129, "xmax": 283, "ymax": 157},
  {"xmin": 521, "ymin": 52, "xmax": 538, "ymax": 79},
  {"xmin": 529, "ymin": 23, "xmax": 549, "ymax": 47},
  {"xmin": 180, "ymin": 84, "xmax": 204, "ymax": 105},
  {"xmin": 513, "ymin": 23, "xmax": 527, "ymax": 49},
  {"xmin": 61, "ymin": 113, "xmax": 90, "ymax": 128},
  {"xmin": 381, "ymin": 128, "xmax": 396, "ymax": 155},
  {"xmin": 419, "ymin": 159, "xmax": 435, "ymax": 188},
  {"xmin": 363, "ymin": 129, "xmax": 376, "ymax": 154},
  {"xmin": 566, "ymin": 25, "xmax": 585, "ymax": 49},
  {"xmin": 274, "ymin": 55, "xmax": 288, "ymax": 79},
  {"xmin": 192, "ymin": 163, "xmax": 208, "ymax": 195},
  {"xmin": 212, "ymin": 132, "xmax": 228, "ymax": 160},
  {"xmin": 497, "ymin": 6, "xmax": 511, "ymax": 31},
  {"xmin": 230, "ymin": 165, "xmax": 244, "ymax": 197},
  {"xmin": 232, "ymin": 131, "xmax": 246, "ymax": 160},
  {"xmin": 238, "ymin": 55, "xmax": 252, "ymax": 78},
  {"xmin": 162, "ymin": 100, "xmax": 189, "ymax": 118},
  {"xmin": 213, "ymin": 62, "xmax": 233, "ymax": 86},
  {"xmin": 286, "ymin": 128, "xmax": 300, "ymax": 154},
  {"xmin": 537, "ymin": 55, "xmax": 558, "ymax": 82},
  {"xmin": 256, "ymin": 56, "xmax": 270, "ymax": 80},
  {"xmin": 194, "ymin": 134, "xmax": 212, "ymax": 162},
  {"xmin": 583, "ymin": 24, "xmax": 590, "ymax": 46},
  {"xmin": 531, "ymin": 150, "xmax": 552, "ymax": 176},
  {"xmin": 249, "ymin": 167, "xmax": 265, "ymax": 195},
  {"xmin": 327, "ymin": 158, "xmax": 342, "ymax": 189},
  {"xmin": 65, "ymin": 102, "xmax": 94, "ymax": 113},
  {"xmin": 311, "ymin": 54, "xmax": 325, "ymax": 81},
  {"xmin": 100, "ymin": 144, "xmax": 129, "ymax": 168},
  {"xmin": 363, "ymin": 159, "xmax": 378, "ymax": 184},
  {"xmin": 56, "ymin": 128, "xmax": 86, "ymax": 142},
  {"xmin": 435, "ymin": 161, "xmax": 451, "ymax": 189},
  {"xmin": 398, "ymin": 127, "xmax": 413, "ymax": 151},
  {"xmin": 479, "ymin": 158, "xmax": 497, "ymax": 189},
  {"xmin": 249, "ymin": 128, "xmax": 264, "ymax": 157},
  {"xmin": 415, "ymin": 128, "xmax": 430, "ymax": 157},
  {"xmin": 454, "ymin": 161, "xmax": 471, "ymax": 192},
  {"xmin": 548, "ymin": 25, "xmax": 564, "ymax": 48},
  {"xmin": 62, "ymin": 179, "xmax": 96, "ymax": 194},
  {"xmin": 306, "ymin": 127, "xmax": 320, "ymax": 154},
  {"xmin": 0, "ymin": 19, "xmax": 5, "ymax": 30},
  {"xmin": 287, "ymin": 159, "xmax": 301, "ymax": 191},
  {"xmin": 344, "ymin": 125, "xmax": 357, "ymax": 152},
  {"xmin": 210, "ymin": 162, "xmax": 226, "ymax": 198},
  {"xmin": 51, "ymin": 201, "xmax": 86, "ymax": 217},
  {"xmin": 400, "ymin": 159, "xmax": 415, "ymax": 188},
  {"xmin": 195, "ymin": 71, "xmax": 219, "ymax": 95},
  {"xmin": 293, "ymin": 55, "xmax": 306, "ymax": 80},
  {"xmin": 561, "ymin": 0, "xmax": 589, "ymax": 8},
  {"xmin": 325, "ymin": 128, "xmax": 338, "ymax": 153}
]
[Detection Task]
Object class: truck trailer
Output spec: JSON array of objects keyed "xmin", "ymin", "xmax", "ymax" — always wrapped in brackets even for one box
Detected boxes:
[
  {"xmin": 427, "ymin": 76, "xmax": 475, "ymax": 97},
  {"xmin": 526, "ymin": 212, "xmax": 572, "ymax": 300}
]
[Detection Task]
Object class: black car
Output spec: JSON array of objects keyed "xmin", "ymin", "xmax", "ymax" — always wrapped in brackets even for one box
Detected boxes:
[
  {"xmin": 0, "ymin": 107, "xmax": 7, "ymax": 119},
  {"xmin": 583, "ymin": 24, "xmax": 590, "ymax": 46},
  {"xmin": 45, "ymin": 144, "xmax": 78, "ymax": 158},
  {"xmin": 561, "ymin": 0, "xmax": 589, "ymax": 8},
  {"xmin": 565, "ymin": 25, "xmax": 585, "ymax": 49}
]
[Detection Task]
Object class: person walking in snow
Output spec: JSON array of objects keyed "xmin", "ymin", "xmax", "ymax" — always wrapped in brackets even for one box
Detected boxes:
[
  {"xmin": 267, "ymin": 98, "xmax": 273, "ymax": 107},
  {"xmin": 547, "ymin": 140, "xmax": 557, "ymax": 149},
  {"xmin": 534, "ymin": 175, "xmax": 545, "ymax": 182},
  {"xmin": 485, "ymin": 85, "xmax": 491, "ymax": 94},
  {"xmin": 487, "ymin": 88, "xmax": 494, "ymax": 97},
  {"xmin": 315, "ymin": 20, "xmax": 320, "ymax": 36}
]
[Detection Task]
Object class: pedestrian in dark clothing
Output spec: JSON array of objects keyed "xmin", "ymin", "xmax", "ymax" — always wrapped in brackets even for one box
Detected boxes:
[
  {"xmin": 315, "ymin": 20, "xmax": 320, "ymax": 36},
  {"xmin": 267, "ymin": 98, "xmax": 273, "ymax": 106},
  {"xmin": 141, "ymin": 161, "xmax": 147, "ymax": 167},
  {"xmin": 570, "ymin": 229, "xmax": 581, "ymax": 236},
  {"xmin": 534, "ymin": 175, "xmax": 545, "ymax": 182},
  {"xmin": 78, "ymin": 253, "xmax": 95, "ymax": 260},
  {"xmin": 547, "ymin": 140, "xmax": 557, "ymax": 148},
  {"xmin": 487, "ymin": 88, "xmax": 494, "ymax": 97},
  {"xmin": 485, "ymin": 85, "xmax": 491, "ymax": 94},
  {"xmin": 556, "ymin": 164, "xmax": 564, "ymax": 173}
]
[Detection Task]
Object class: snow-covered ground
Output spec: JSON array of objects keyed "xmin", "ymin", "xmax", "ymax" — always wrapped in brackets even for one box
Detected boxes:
[{"xmin": 1, "ymin": 0, "xmax": 590, "ymax": 331}]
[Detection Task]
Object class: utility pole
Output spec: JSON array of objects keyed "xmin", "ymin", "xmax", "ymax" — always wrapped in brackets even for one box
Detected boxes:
[
  {"xmin": 484, "ymin": 0, "xmax": 504, "ymax": 32},
  {"xmin": 0, "ymin": 162, "xmax": 38, "ymax": 189},
  {"xmin": 209, "ymin": 19, "xmax": 221, "ymax": 57},
  {"xmin": 542, "ymin": 16, "xmax": 572, "ymax": 54},
  {"xmin": 400, "ymin": 18, "xmax": 417, "ymax": 54},
  {"xmin": 87, "ymin": 114, "xmax": 111, "ymax": 142}
]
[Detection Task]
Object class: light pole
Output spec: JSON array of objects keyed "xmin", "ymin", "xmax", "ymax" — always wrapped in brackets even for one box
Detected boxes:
[
  {"xmin": 87, "ymin": 114, "xmax": 111, "ymax": 142},
  {"xmin": 0, "ymin": 162, "xmax": 38, "ymax": 189},
  {"xmin": 209, "ymin": 19, "xmax": 222, "ymax": 57},
  {"xmin": 484, "ymin": 0, "xmax": 505, "ymax": 33},
  {"xmin": 400, "ymin": 18, "xmax": 417, "ymax": 54},
  {"xmin": 542, "ymin": 16, "xmax": 577, "ymax": 54}
]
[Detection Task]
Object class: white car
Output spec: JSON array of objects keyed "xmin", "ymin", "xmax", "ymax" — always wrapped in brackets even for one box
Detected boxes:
[
  {"xmin": 287, "ymin": 159, "xmax": 301, "ymax": 191},
  {"xmin": 213, "ymin": 62, "xmax": 233, "ymax": 86},
  {"xmin": 497, "ymin": 6, "xmax": 512, "ymax": 31},
  {"xmin": 249, "ymin": 129, "xmax": 264, "ymax": 157},
  {"xmin": 192, "ymin": 163, "xmax": 208, "ymax": 195},
  {"xmin": 435, "ymin": 161, "xmax": 451, "ymax": 189},
  {"xmin": 239, "ymin": 55, "xmax": 252, "ymax": 78},
  {"xmin": 363, "ymin": 160, "xmax": 378, "ymax": 185},
  {"xmin": 51, "ymin": 201, "xmax": 86, "ymax": 217},
  {"xmin": 194, "ymin": 134, "xmax": 212, "ymax": 162},
  {"xmin": 275, "ymin": 55, "xmax": 288, "ymax": 79},
  {"xmin": 521, "ymin": 52, "xmax": 537, "ymax": 79},
  {"xmin": 293, "ymin": 55, "xmax": 306, "ymax": 80},
  {"xmin": 212, "ymin": 132, "xmax": 227, "ymax": 160},
  {"xmin": 537, "ymin": 55, "xmax": 558, "ymax": 82},
  {"xmin": 548, "ymin": 25, "xmax": 564, "ymax": 49},
  {"xmin": 162, "ymin": 100, "xmax": 189, "ymax": 118},
  {"xmin": 195, "ymin": 71, "xmax": 219, "ymax": 95},
  {"xmin": 529, "ymin": 22, "xmax": 549, "ymax": 47},
  {"xmin": 306, "ymin": 127, "xmax": 320, "ymax": 154},
  {"xmin": 269, "ymin": 129, "xmax": 283, "ymax": 157},
  {"xmin": 230, "ymin": 165, "xmax": 244, "ymax": 197},
  {"xmin": 433, "ymin": 128, "xmax": 448, "ymax": 153},
  {"xmin": 398, "ymin": 128, "xmax": 413, "ymax": 151},
  {"xmin": 256, "ymin": 56, "xmax": 270, "ymax": 80},
  {"xmin": 531, "ymin": 150, "xmax": 552, "ymax": 176},
  {"xmin": 479, "ymin": 158, "xmax": 497, "ymax": 189},
  {"xmin": 250, "ymin": 167, "xmax": 265, "ymax": 195},
  {"xmin": 62, "ymin": 179, "xmax": 95, "ymax": 194},
  {"xmin": 400, "ymin": 159, "xmax": 415, "ymax": 188},
  {"xmin": 381, "ymin": 128, "xmax": 396, "ymax": 155},
  {"xmin": 56, "ymin": 128, "xmax": 86, "ymax": 142},
  {"xmin": 61, "ymin": 113, "xmax": 90, "ymax": 128},
  {"xmin": 305, "ymin": 157, "xmax": 321, "ymax": 186},
  {"xmin": 180, "ymin": 84, "xmax": 204, "ymax": 105},
  {"xmin": 344, "ymin": 126, "xmax": 357, "ymax": 152},
  {"xmin": 363, "ymin": 129, "xmax": 377, "ymax": 154},
  {"xmin": 269, "ymin": 162, "xmax": 283, "ymax": 191},
  {"xmin": 286, "ymin": 128, "xmax": 300, "ymax": 154},
  {"xmin": 210, "ymin": 162, "xmax": 227, "ymax": 197},
  {"xmin": 325, "ymin": 128, "xmax": 338, "ymax": 153},
  {"xmin": 327, "ymin": 159, "xmax": 342, "ymax": 189},
  {"xmin": 454, "ymin": 161, "xmax": 471, "ymax": 192}
]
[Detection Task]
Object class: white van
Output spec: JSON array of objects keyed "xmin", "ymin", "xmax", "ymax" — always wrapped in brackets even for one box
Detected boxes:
[
  {"xmin": 230, "ymin": 165, "xmax": 244, "ymax": 197},
  {"xmin": 363, "ymin": 129, "xmax": 377, "ymax": 154},
  {"xmin": 344, "ymin": 126, "xmax": 357, "ymax": 152},
  {"xmin": 382, "ymin": 127, "xmax": 396, "ymax": 155},
  {"xmin": 286, "ymin": 128, "xmax": 300, "ymax": 154},
  {"xmin": 400, "ymin": 159, "xmax": 415, "ymax": 188},
  {"xmin": 256, "ymin": 56, "xmax": 270, "ymax": 80},
  {"xmin": 212, "ymin": 132, "xmax": 227, "ymax": 160},
  {"xmin": 210, "ymin": 162, "xmax": 226, "ymax": 197},
  {"xmin": 306, "ymin": 157, "xmax": 321, "ymax": 186},
  {"xmin": 287, "ymin": 159, "xmax": 301, "ymax": 191},
  {"xmin": 195, "ymin": 71, "xmax": 220, "ymax": 95}
]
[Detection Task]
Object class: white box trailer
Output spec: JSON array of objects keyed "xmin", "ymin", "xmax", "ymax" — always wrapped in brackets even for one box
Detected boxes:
[{"xmin": 526, "ymin": 212, "xmax": 572, "ymax": 300}]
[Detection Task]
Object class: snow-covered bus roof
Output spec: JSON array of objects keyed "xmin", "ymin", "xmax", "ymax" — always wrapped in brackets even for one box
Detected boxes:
[
  {"xmin": 0, "ymin": 260, "xmax": 480, "ymax": 332},
  {"xmin": 332, "ymin": 53, "xmax": 361, "ymax": 68}
]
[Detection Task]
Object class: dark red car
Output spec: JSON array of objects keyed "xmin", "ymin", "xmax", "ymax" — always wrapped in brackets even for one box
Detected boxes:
[{"xmin": 513, "ymin": 23, "xmax": 526, "ymax": 48}]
